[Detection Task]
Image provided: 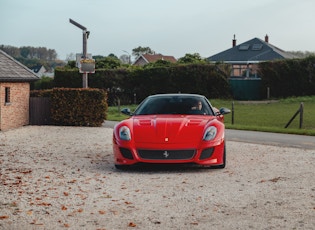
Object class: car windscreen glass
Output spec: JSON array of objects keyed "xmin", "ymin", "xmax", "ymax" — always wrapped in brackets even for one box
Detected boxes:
[{"xmin": 134, "ymin": 96, "xmax": 214, "ymax": 115}]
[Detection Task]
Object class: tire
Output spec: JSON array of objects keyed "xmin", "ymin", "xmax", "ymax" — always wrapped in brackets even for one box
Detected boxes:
[
  {"xmin": 211, "ymin": 144, "xmax": 226, "ymax": 169},
  {"xmin": 114, "ymin": 164, "xmax": 129, "ymax": 170}
]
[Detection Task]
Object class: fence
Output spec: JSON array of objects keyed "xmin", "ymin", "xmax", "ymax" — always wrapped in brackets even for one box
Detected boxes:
[
  {"xmin": 229, "ymin": 78, "xmax": 262, "ymax": 100},
  {"xmin": 285, "ymin": 103, "xmax": 304, "ymax": 129},
  {"xmin": 29, "ymin": 97, "xmax": 51, "ymax": 125},
  {"xmin": 230, "ymin": 101, "xmax": 304, "ymax": 129}
]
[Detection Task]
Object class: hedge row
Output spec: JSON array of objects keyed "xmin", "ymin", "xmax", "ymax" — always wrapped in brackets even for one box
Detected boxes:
[
  {"xmin": 47, "ymin": 57, "xmax": 315, "ymax": 103},
  {"xmin": 31, "ymin": 88, "xmax": 107, "ymax": 126},
  {"xmin": 54, "ymin": 64, "xmax": 231, "ymax": 105},
  {"xmin": 259, "ymin": 56, "xmax": 315, "ymax": 98}
]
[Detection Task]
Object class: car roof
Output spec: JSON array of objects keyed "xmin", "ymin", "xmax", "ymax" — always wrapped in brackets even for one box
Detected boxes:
[{"xmin": 147, "ymin": 93, "xmax": 205, "ymax": 99}]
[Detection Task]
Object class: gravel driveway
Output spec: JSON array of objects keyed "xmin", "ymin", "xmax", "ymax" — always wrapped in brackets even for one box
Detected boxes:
[{"xmin": 0, "ymin": 126, "xmax": 314, "ymax": 230}]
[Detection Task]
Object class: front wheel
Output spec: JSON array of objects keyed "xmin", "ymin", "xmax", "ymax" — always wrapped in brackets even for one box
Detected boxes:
[
  {"xmin": 115, "ymin": 164, "xmax": 130, "ymax": 170},
  {"xmin": 211, "ymin": 144, "xmax": 226, "ymax": 169}
]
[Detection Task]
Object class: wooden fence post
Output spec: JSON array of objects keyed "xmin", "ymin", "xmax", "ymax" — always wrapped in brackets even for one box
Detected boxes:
[
  {"xmin": 299, "ymin": 102, "xmax": 304, "ymax": 129},
  {"xmin": 117, "ymin": 98, "xmax": 121, "ymax": 114},
  {"xmin": 231, "ymin": 101, "xmax": 234, "ymax": 125},
  {"xmin": 285, "ymin": 102, "xmax": 304, "ymax": 129}
]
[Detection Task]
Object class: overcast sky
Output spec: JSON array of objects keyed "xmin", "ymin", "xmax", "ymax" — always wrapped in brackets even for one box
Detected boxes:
[{"xmin": 1, "ymin": 0, "xmax": 315, "ymax": 60}]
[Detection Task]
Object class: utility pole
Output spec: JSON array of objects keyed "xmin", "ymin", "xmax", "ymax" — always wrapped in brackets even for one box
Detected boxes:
[
  {"xmin": 122, "ymin": 50, "xmax": 131, "ymax": 64},
  {"xmin": 69, "ymin": 19, "xmax": 91, "ymax": 88}
]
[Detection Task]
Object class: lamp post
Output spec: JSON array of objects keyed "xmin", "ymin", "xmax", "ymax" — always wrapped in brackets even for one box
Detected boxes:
[
  {"xmin": 122, "ymin": 50, "xmax": 131, "ymax": 64},
  {"xmin": 69, "ymin": 18, "xmax": 90, "ymax": 88}
]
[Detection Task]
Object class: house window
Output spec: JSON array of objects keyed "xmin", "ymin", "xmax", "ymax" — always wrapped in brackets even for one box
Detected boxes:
[
  {"xmin": 252, "ymin": 44, "xmax": 263, "ymax": 51},
  {"xmin": 239, "ymin": 44, "xmax": 250, "ymax": 50},
  {"xmin": 5, "ymin": 87, "xmax": 11, "ymax": 105}
]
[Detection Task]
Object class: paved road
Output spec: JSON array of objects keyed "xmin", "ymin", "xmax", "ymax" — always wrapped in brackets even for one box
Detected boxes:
[
  {"xmin": 103, "ymin": 120, "xmax": 315, "ymax": 150},
  {"xmin": 226, "ymin": 129, "xmax": 315, "ymax": 150}
]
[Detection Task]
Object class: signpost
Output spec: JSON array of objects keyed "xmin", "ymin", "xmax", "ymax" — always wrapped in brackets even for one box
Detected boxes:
[
  {"xmin": 69, "ymin": 19, "xmax": 92, "ymax": 88},
  {"xmin": 80, "ymin": 59, "xmax": 95, "ymax": 73}
]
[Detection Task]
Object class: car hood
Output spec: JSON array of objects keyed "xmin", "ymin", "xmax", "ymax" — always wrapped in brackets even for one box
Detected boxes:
[{"xmin": 132, "ymin": 115, "xmax": 214, "ymax": 145}]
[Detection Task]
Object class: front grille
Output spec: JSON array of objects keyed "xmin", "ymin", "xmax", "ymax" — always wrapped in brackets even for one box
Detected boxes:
[{"xmin": 137, "ymin": 149, "xmax": 195, "ymax": 160}]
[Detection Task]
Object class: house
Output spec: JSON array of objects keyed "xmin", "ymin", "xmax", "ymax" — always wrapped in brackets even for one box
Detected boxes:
[
  {"xmin": 133, "ymin": 54, "xmax": 177, "ymax": 66},
  {"xmin": 0, "ymin": 50, "xmax": 39, "ymax": 131},
  {"xmin": 32, "ymin": 65, "xmax": 47, "ymax": 77},
  {"xmin": 207, "ymin": 35, "xmax": 298, "ymax": 100},
  {"xmin": 32, "ymin": 65, "xmax": 54, "ymax": 78},
  {"xmin": 208, "ymin": 35, "xmax": 297, "ymax": 78}
]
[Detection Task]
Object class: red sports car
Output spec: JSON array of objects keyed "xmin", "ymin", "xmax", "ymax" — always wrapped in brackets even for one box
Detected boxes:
[{"xmin": 113, "ymin": 94, "xmax": 230, "ymax": 169}]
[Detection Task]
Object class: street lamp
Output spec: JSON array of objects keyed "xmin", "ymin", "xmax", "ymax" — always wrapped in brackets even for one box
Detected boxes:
[
  {"xmin": 69, "ymin": 18, "xmax": 90, "ymax": 88},
  {"xmin": 122, "ymin": 50, "xmax": 131, "ymax": 64}
]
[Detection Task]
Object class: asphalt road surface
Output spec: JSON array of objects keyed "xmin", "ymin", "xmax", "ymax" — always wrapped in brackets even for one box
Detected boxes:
[
  {"xmin": 226, "ymin": 129, "xmax": 315, "ymax": 150},
  {"xmin": 103, "ymin": 120, "xmax": 315, "ymax": 150}
]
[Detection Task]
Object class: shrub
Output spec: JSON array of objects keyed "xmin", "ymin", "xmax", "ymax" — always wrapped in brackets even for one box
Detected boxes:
[{"xmin": 50, "ymin": 88, "xmax": 107, "ymax": 127}]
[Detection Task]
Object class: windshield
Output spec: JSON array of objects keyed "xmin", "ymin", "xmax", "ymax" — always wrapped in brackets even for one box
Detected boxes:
[{"xmin": 134, "ymin": 95, "xmax": 214, "ymax": 115}]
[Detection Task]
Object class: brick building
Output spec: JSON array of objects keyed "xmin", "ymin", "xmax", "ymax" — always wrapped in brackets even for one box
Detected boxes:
[{"xmin": 0, "ymin": 50, "xmax": 39, "ymax": 131}]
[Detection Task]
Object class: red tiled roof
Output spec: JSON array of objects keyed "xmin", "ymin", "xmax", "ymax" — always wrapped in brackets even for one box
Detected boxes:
[
  {"xmin": 142, "ymin": 54, "xmax": 177, "ymax": 63},
  {"xmin": 133, "ymin": 54, "xmax": 177, "ymax": 66}
]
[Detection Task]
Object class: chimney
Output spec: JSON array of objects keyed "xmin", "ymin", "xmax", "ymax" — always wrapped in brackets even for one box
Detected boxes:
[
  {"xmin": 232, "ymin": 34, "xmax": 236, "ymax": 47},
  {"xmin": 265, "ymin": 34, "xmax": 269, "ymax": 43}
]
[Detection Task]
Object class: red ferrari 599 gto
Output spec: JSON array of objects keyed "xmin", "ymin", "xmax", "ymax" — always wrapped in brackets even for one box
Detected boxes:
[{"xmin": 113, "ymin": 94, "xmax": 230, "ymax": 169}]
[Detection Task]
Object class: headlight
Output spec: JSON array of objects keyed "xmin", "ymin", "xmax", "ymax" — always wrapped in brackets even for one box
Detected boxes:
[
  {"xmin": 203, "ymin": 126, "xmax": 217, "ymax": 141},
  {"xmin": 119, "ymin": 126, "xmax": 131, "ymax": 141}
]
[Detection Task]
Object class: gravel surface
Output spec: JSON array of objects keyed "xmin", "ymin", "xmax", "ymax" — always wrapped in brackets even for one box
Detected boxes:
[{"xmin": 0, "ymin": 126, "xmax": 314, "ymax": 230}]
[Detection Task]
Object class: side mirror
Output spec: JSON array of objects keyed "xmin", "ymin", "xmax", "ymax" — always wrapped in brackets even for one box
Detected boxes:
[
  {"xmin": 121, "ymin": 108, "xmax": 132, "ymax": 116},
  {"xmin": 219, "ymin": 107, "xmax": 231, "ymax": 115}
]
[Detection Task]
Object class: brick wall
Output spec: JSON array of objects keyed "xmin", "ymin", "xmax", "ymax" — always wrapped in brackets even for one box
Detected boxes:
[{"xmin": 0, "ymin": 82, "xmax": 30, "ymax": 131}]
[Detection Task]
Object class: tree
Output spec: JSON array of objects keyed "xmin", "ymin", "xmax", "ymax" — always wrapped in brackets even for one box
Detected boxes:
[
  {"xmin": 18, "ymin": 46, "xmax": 57, "ymax": 60},
  {"xmin": 20, "ymin": 47, "xmax": 30, "ymax": 58},
  {"xmin": 177, "ymin": 53, "xmax": 207, "ymax": 64},
  {"xmin": 93, "ymin": 55, "xmax": 105, "ymax": 60},
  {"xmin": 95, "ymin": 56, "xmax": 122, "ymax": 69},
  {"xmin": 1, "ymin": 44, "xmax": 64, "ymax": 71},
  {"xmin": 64, "ymin": 60, "xmax": 76, "ymax": 69},
  {"xmin": 48, "ymin": 49, "xmax": 57, "ymax": 60},
  {"xmin": 143, "ymin": 59, "xmax": 174, "ymax": 68},
  {"xmin": 0, "ymin": 45, "xmax": 20, "ymax": 57},
  {"xmin": 287, "ymin": 51, "xmax": 315, "ymax": 58},
  {"xmin": 108, "ymin": 53, "xmax": 119, "ymax": 59},
  {"xmin": 132, "ymin": 46, "xmax": 155, "ymax": 57}
]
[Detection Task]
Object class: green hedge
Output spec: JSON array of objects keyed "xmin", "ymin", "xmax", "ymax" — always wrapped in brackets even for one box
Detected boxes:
[
  {"xmin": 52, "ymin": 57, "xmax": 315, "ymax": 102},
  {"xmin": 30, "ymin": 89, "xmax": 53, "ymax": 97},
  {"xmin": 259, "ymin": 56, "xmax": 315, "ymax": 98},
  {"xmin": 125, "ymin": 64, "xmax": 231, "ymax": 102},
  {"xmin": 54, "ymin": 64, "xmax": 232, "ymax": 104},
  {"xmin": 46, "ymin": 88, "xmax": 107, "ymax": 127},
  {"xmin": 54, "ymin": 68, "xmax": 129, "ymax": 105}
]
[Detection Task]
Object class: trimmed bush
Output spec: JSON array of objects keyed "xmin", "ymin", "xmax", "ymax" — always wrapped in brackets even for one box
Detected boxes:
[
  {"xmin": 50, "ymin": 88, "xmax": 107, "ymax": 126},
  {"xmin": 259, "ymin": 56, "xmax": 315, "ymax": 98},
  {"xmin": 30, "ymin": 89, "xmax": 53, "ymax": 97}
]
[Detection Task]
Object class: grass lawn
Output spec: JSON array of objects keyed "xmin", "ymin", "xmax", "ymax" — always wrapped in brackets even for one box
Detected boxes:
[{"xmin": 107, "ymin": 96, "xmax": 315, "ymax": 136}]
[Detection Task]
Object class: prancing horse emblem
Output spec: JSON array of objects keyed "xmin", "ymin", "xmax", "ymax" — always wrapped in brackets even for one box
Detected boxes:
[{"xmin": 163, "ymin": 151, "xmax": 169, "ymax": 158}]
